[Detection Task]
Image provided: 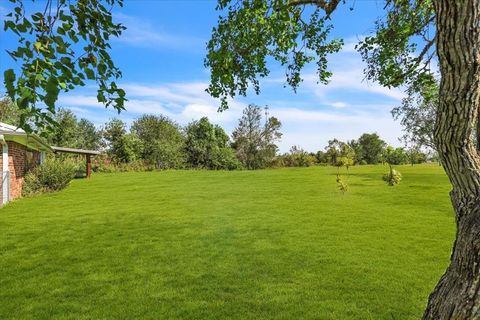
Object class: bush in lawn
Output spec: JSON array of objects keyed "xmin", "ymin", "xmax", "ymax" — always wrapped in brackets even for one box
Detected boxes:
[
  {"xmin": 383, "ymin": 169, "xmax": 402, "ymax": 186},
  {"xmin": 382, "ymin": 146, "xmax": 405, "ymax": 186},
  {"xmin": 23, "ymin": 159, "xmax": 77, "ymax": 195},
  {"xmin": 336, "ymin": 176, "xmax": 348, "ymax": 194}
]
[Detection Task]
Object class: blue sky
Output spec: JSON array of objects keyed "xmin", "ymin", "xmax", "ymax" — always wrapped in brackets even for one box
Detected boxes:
[{"xmin": 0, "ymin": 1, "xmax": 405, "ymax": 152}]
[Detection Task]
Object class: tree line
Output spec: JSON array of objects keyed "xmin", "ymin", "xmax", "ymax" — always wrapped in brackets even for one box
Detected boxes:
[{"xmin": 0, "ymin": 98, "xmax": 433, "ymax": 171}]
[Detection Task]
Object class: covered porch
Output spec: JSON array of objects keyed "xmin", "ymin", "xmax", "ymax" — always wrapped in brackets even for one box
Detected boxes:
[{"xmin": 51, "ymin": 146, "xmax": 101, "ymax": 178}]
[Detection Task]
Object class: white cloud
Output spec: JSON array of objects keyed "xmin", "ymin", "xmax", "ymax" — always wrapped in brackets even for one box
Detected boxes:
[
  {"xmin": 341, "ymin": 35, "xmax": 365, "ymax": 53},
  {"xmin": 331, "ymin": 101, "xmax": 349, "ymax": 108},
  {"xmin": 277, "ymin": 112, "xmax": 402, "ymax": 152},
  {"xmin": 0, "ymin": 5, "xmax": 8, "ymax": 17},
  {"xmin": 303, "ymin": 67, "xmax": 405, "ymax": 101},
  {"xmin": 57, "ymin": 81, "xmax": 245, "ymax": 129},
  {"xmin": 58, "ymin": 95, "xmax": 100, "ymax": 108},
  {"xmin": 114, "ymin": 13, "xmax": 204, "ymax": 50}
]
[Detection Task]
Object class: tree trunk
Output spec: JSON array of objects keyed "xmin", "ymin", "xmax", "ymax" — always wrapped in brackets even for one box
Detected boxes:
[{"xmin": 423, "ymin": 1, "xmax": 480, "ymax": 319}]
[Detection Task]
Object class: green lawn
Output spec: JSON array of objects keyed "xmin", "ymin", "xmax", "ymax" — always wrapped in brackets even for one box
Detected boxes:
[{"xmin": 0, "ymin": 164, "xmax": 454, "ymax": 319}]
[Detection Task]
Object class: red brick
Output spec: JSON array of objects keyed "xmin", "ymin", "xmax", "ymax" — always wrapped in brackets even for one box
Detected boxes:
[{"xmin": 0, "ymin": 141, "xmax": 41, "ymax": 202}]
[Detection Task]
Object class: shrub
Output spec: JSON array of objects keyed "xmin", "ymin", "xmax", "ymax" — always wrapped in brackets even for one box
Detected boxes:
[
  {"xmin": 283, "ymin": 146, "xmax": 317, "ymax": 167},
  {"xmin": 93, "ymin": 159, "xmax": 155, "ymax": 173},
  {"xmin": 270, "ymin": 156, "xmax": 286, "ymax": 168},
  {"xmin": 336, "ymin": 176, "xmax": 348, "ymax": 194},
  {"xmin": 383, "ymin": 169, "xmax": 402, "ymax": 186},
  {"xmin": 23, "ymin": 158, "xmax": 77, "ymax": 195},
  {"xmin": 210, "ymin": 147, "xmax": 242, "ymax": 170}
]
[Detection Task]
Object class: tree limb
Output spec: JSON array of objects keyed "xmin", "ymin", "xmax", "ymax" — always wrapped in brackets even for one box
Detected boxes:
[{"xmin": 287, "ymin": 0, "xmax": 341, "ymax": 16}]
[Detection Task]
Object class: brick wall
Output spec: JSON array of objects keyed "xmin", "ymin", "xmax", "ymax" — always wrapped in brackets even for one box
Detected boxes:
[{"xmin": 0, "ymin": 141, "xmax": 41, "ymax": 201}]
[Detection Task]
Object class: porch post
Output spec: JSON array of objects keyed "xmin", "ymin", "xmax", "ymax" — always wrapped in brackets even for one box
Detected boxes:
[
  {"xmin": 40, "ymin": 151, "xmax": 46, "ymax": 164},
  {"xmin": 2, "ymin": 143, "xmax": 9, "ymax": 204},
  {"xmin": 86, "ymin": 154, "xmax": 91, "ymax": 178}
]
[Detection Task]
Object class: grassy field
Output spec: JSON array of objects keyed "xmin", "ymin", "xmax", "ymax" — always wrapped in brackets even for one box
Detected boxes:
[{"xmin": 0, "ymin": 164, "xmax": 455, "ymax": 319}]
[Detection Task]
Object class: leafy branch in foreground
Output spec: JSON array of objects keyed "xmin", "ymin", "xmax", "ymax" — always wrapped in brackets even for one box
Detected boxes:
[
  {"xmin": 205, "ymin": 0, "xmax": 343, "ymax": 111},
  {"xmin": 3, "ymin": 0, "xmax": 126, "ymax": 132}
]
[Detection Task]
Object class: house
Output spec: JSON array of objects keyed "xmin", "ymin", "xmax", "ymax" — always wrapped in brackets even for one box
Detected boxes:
[
  {"xmin": 0, "ymin": 122, "xmax": 100, "ymax": 205},
  {"xmin": 0, "ymin": 122, "xmax": 52, "ymax": 204}
]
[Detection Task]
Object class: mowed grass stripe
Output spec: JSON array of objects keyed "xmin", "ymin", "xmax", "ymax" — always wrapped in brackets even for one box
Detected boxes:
[{"xmin": 0, "ymin": 164, "xmax": 454, "ymax": 319}]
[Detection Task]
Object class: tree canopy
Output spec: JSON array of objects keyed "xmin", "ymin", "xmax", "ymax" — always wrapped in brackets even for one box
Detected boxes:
[
  {"xmin": 349, "ymin": 133, "xmax": 387, "ymax": 164},
  {"xmin": 42, "ymin": 108, "xmax": 102, "ymax": 150},
  {"xmin": 232, "ymin": 104, "xmax": 282, "ymax": 169},
  {"xmin": 206, "ymin": 0, "xmax": 437, "ymax": 112},
  {"xmin": 3, "ymin": 0, "xmax": 126, "ymax": 131},
  {"xmin": 131, "ymin": 115, "xmax": 186, "ymax": 169},
  {"xmin": 185, "ymin": 117, "xmax": 240, "ymax": 170}
]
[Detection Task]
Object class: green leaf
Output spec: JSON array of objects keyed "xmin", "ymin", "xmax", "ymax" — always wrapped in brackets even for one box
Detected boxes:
[
  {"xmin": 97, "ymin": 91, "xmax": 106, "ymax": 103},
  {"xmin": 85, "ymin": 68, "xmax": 95, "ymax": 80},
  {"xmin": 4, "ymin": 69, "xmax": 16, "ymax": 98},
  {"xmin": 33, "ymin": 41, "xmax": 41, "ymax": 52}
]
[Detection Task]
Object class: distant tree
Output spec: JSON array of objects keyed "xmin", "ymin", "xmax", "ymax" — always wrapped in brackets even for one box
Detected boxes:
[
  {"xmin": 315, "ymin": 150, "xmax": 328, "ymax": 164},
  {"xmin": 283, "ymin": 145, "xmax": 316, "ymax": 167},
  {"xmin": 38, "ymin": 108, "xmax": 102, "ymax": 152},
  {"xmin": 383, "ymin": 146, "xmax": 408, "ymax": 167},
  {"xmin": 350, "ymin": 133, "xmax": 386, "ymax": 164},
  {"xmin": 42, "ymin": 108, "xmax": 78, "ymax": 147},
  {"xmin": 103, "ymin": 118, "xmax": 131, "ymax": 163},
  {"xmin": 76, "ymin": 119, "xmax": 103, "ymax": 150},
  {"xmin": 185, "ymin": 117, "xmax": 239, "ymax": 170},
  {"xmin": 405, "ymin": 146, "xmax": 427, "ymax": 166},
  {"xmin": 325, "ymin": 139, "xmax": 355, "ymax": 170},
  {"xmin": 260, "ymin": 109, "xmax": 283, "ymax": 165},
  {"xmin": 131, "ymin": 115, "xmax": 185, "ymax": 169},
  {"xmin": 347, "ymin": 139, "xmax": 362, "ymax": 164},
  {"xmin": 232, "ymin": 104, "xmax": 282, "ymax": 169},
  {"xmin": 0, "ymin": 97, "xmax": 23, "ymax": 127},
  {"xmin": 116, "ymin": 133, "xmax": 143, "ymax": 163}
]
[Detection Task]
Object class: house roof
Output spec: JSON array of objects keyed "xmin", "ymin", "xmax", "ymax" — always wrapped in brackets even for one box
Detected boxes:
[
  {"xmin": 51, "ymin": 146, "xmax": 101, "ymax": 155},
  {"xmin": 0, "ymin": 122, "xmax": 52, "ymax": 152},
  {"xmin": 0, "ymin": 122, "xmax": 26, "ymax": 133}
]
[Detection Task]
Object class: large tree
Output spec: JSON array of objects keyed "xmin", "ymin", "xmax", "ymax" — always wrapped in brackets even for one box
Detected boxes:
[
  {"xmin": 42, "ymin": 108, "xmax": 102, "ymax": 150},
  {"xmin": 349, "ymin": 133, "xmax": 386, "ymax": 164},
  {"xmin": 205, "ymin": 0, "xmax": 479, "ymax": 318},
  {"xmin": 2, "ymin": 0, "xmax": 126, "ymax": 131},
  {"xmin": 185, "ymin": 117, "xmax": 239, "ymax": 170},
  {"xmin": 232, "ymin": 104, "xmax": 282, "ymax": 169},
  {"xmin": 0, "ymin": 97, "xmax": 23, "ymax": 126},
  {"xmin": 131, "ymin": 114, "xmax": 186, "ymax": 169},
  {"xmin": 102, "ymin": 118, "xmax": 142, "ymax": 163}
]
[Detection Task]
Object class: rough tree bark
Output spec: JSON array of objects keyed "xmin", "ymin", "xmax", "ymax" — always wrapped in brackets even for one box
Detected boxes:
[{"xmin": 423, "ymin": 1, "xmax": 480, "ymax": 319}]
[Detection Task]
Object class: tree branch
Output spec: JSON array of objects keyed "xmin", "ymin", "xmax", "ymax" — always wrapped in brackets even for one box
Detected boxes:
[{"xmin": 287, "ymin": 0, "xmax": 341, "ymax": 16}]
